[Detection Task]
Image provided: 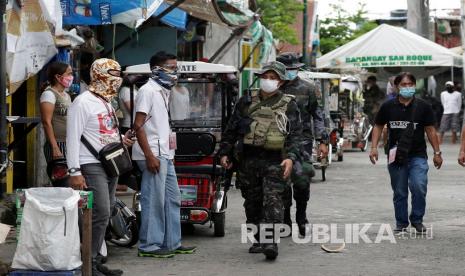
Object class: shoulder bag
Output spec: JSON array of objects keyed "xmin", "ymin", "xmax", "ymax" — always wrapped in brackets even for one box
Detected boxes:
[
  {"xmin": 394, "ymin": 101, "xmax": 417, "ymax": 165},
  {"xmin": 81, "ymin": 94, "xmax": 133, "ymax": 178}
]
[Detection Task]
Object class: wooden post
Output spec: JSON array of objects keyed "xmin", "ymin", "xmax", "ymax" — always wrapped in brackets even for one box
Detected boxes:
[
  {"xmin": 82, "ymin": 208, "xmax": 92, "ymax": 276},
  {"xmin": 461, "ymin": 0, "xmax": 465, "ymax": 89},
  {"xmin": 79, "ymin": 191, "xmax": 93, "ymax": 276},
  {"xmin": 0, "ymin": 0, "xmax": 7, "ymax": 197}
]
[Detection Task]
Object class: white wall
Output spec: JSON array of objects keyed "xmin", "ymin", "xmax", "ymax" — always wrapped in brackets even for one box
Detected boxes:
[
  {"xmin": 203, "ymin": 23, "xmax": 240, "ymax": 67},
  {"xmin": 203, "ymin": 22, "xmax": 277, "ymax": 67}
]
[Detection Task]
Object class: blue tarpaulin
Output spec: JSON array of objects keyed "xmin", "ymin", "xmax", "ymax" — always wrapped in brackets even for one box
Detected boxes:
[
  {"xmin": 155, "ymin": 3, "xmax": 187, "ymax": 30},
  {"xmin": 61, "ymin": 0, "xmax": 147, "ymax": 25},
  {"xmin": 61, "ymin": 0, "xmax": 187, "ymax": 30}
]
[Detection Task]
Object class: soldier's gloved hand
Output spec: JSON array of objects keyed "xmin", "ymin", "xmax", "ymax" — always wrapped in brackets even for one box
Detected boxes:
[{"xmin": 281, "ymin": 159, "xmax": 293, "ymax": 180}]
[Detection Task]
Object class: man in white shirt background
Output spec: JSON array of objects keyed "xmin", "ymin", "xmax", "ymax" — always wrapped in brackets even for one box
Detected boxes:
[
  {"xmin": 133, "ymin": 51, "xmax": 196, "ymax": 258},
  {"xmin": 439, "ymin": 81, "xmax": 462, "ymax": 144},
  {"xmin": 169, "ymin": 83, "xmax": 190, "ymax": 120}
]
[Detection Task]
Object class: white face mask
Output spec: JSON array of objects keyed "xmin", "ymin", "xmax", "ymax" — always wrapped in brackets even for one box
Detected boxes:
[{"xmin": 260, "ymin": 79, "xmax": 280, "ymax": 93}]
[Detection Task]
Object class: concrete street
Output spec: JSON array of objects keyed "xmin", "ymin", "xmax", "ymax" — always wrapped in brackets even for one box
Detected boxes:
[{"xmin": 2, "ymin": 142, "xmax": 465, "ymax": 275}]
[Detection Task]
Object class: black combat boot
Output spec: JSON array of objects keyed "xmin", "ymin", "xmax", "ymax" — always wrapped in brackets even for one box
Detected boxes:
[
  {"xmin": 262, "ymin": 224, "xmax": 278, "ymax": 260},
  {"xmin": 249, "ymin": 232, "xmax": 263, "ymax": 253},
  {"xmin": 263, "ymin": 243, "xmax": 278, "ymax": 260},
  {"xmin": 296, "ymin": 201, "xmax": 309, "ymax": 237}
]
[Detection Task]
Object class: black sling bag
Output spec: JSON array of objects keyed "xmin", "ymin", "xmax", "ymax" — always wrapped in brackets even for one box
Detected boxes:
[
  {"xmin": 81, "ymin": 94, "xmax": 133, "ymax": 178},
  {"xmin": 394, "ymin": 101, "xmax": 417, "ymax": 165}
]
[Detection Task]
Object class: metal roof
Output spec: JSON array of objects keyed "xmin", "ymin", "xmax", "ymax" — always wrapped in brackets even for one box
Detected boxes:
[{"xmin": 125, "ymin": 61, "xmax": 237, "ymax": 74}]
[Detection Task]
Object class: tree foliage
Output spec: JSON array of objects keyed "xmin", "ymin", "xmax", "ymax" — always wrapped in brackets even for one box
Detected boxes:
[
  {"xmin": 256, "ymin": 0, "xmax": 304, "ymax": 45},
  {"xmin": 319, "ymin": 0, "xmax": 378, "ymax": 54}
]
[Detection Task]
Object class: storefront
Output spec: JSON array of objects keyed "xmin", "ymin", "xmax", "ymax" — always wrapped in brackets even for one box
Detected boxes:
[{"xmin": 0, "ymin": 0, "xmax": 274, "ymax": 194}]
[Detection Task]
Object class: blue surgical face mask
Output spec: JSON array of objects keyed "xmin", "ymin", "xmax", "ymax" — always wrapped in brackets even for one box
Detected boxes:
[
  {"xmin": 286, "ymin": 69, "xmax": 298, "ymax": 80},
  {"xmin": 399, "ymin": 87, "xmax": 416, "ymax": 98}
]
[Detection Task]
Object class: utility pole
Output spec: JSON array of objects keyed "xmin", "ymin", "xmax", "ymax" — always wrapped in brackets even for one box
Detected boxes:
[
  {"xmin": 461, "ymin": 0, "xmax": 465, "ymax": 90},
  {"xmin": 0, "ymin": 0, "xmax": 7, "ymax": 198},
  {"xmin": 302, "ymin": 0, "xmax": 309, "ymax": 66},
  {"xmin": 407, "ymin": 0, "xmax": 429, "ymax": 38},
  {"xmin": 407, "ymin": 0, "xmax": 430, "ymax": 97}
]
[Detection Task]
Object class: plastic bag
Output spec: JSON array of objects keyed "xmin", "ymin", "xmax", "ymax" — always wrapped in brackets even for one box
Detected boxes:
[{"xmin": 12, "ymin": 188, "xmax": 82, "ymax": 271}]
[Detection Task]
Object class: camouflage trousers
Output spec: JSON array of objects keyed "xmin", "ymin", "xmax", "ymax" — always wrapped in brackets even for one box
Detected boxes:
[
  {"xmin": 283, "ymin": 143, "xmax": 312, "ymax": 209},
  {"xmin": 236, "ymin": 156, "xmax": 289, "ymax": 225}
]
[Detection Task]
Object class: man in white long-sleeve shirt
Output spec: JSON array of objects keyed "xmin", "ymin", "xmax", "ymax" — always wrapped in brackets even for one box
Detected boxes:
[
  {"xmin": 439, "ymin": 81, "xmax": 462, "ymax": 144},
  {"xmin": 67, "ymin": 58, "xmax": 133, "ymax": 276}
]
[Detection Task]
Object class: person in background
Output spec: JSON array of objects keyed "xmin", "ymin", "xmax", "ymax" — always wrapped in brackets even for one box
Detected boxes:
[
  {"xmin": 67, "ymin": 58, "xmax": 134, "ymax": 276},
  {"xmin": 277, "ymin": 53, "xmax": 328, "ymax": 237},
  {"xmin": 118, "ymin": 75, "xmax": 141, "ymax": 134},
  {"xmin": 370, "ymin": 72, "xmax": 442, "ymax": 234},
  {"xmin": 386, "ymin": 76, "xmax": 397, "ymax": 100},
  {"xmin": 454, "ymin": 81, "xmax": 464, "ymax": 129},
  {"xmin": 79, "ymin": 52, "xmax": 94, "ymax": 93},
  {"xmin": 454, "ymin": 81, "xmax": 463, "ymax": 93},
  {"xmin": 170, "ymin": 83, "xmax": 190, "ymax": 120},
  {"xmin": 457, "ymin": 114, "xmax": 465, "ymax": 166},
  {"xmin": 363, "ymin": 75, "xmax": 385, "ymax": 124},
  {"xmin": 40, "ymin": 62, "xmax": 73, "ymax": 186},
  {"xmin": 382, "ymin": 75, "xmax": 401, "ymax": 152},
  {"xmin": 115, "ymin": 75, "xmax": 143, "ymax": 192},
  {"xmin": 439, "ymin": 81, "xmax": 462, "ymax": 144}
]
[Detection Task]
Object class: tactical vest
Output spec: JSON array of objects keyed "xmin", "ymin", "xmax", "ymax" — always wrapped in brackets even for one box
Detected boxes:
[{"xmin": 243, "ymin": 92, "xmax": 294, "ymax": 150}]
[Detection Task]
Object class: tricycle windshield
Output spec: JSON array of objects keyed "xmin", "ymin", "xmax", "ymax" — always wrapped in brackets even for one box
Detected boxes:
[{"xmin": 170, "ymin": 80, "xmax": 222, "ymax": 128}]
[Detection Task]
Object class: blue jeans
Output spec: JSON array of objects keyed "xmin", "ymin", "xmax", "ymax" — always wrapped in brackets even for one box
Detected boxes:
[
  {"xmin": 137, "ymin": 157, "xmax": 181, "ymax": 251},
  {"xmin": 388, "ymin": 157, "xmax": 429, "ymax": 227}
]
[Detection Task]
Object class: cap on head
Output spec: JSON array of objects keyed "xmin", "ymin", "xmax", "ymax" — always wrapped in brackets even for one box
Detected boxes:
[
  {"xmin": 277, "ymin": 52, "xmax": 305, "ymax": 69},
  {"xmin": 255, "ymin": 61, "xmax": 288, "ymax": 80},
  {"xmin": 445, "ymin": 81, "xmax": 454, "ymax": 87}
]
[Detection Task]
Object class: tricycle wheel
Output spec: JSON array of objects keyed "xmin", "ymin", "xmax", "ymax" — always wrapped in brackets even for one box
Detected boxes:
[
  {"xmin": 213, "ymin": 212, "xmax": 225, "ymax": 237},
  {"xmin": 108, "ymin": 219, "xmax": 139, "ymax": 248}
]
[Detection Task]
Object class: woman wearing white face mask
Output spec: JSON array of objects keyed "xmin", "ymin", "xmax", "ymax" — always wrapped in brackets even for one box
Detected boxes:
[
  {"xmin": 40, "ymin": 62, "xmax": 74, "ymax": 183},
  {"xmin": 218, "ymin": 61, "xmax": 302, "ymax": 260}
]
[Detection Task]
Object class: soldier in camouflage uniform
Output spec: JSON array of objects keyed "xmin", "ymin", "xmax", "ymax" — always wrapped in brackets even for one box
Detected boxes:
[
  {"xmin": 219, "ymin": 61, "xmax": 302, "ymax": 260},
  {"xmin": 363, "ymin": 75, "xmax": 385, "ymax": 124},
  {"xmin": 277, "ymin": 53, "xmax": 329, "ymax": 237}
]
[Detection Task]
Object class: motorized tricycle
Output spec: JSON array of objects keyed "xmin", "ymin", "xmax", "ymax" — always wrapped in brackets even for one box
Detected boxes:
[
  {"xmin": 125, "ymin": 61, "xmax": 237, "ymax": 237},
  {"xmin": 339, "ymin": 76, "xmax": 372, "ymax": 152}
]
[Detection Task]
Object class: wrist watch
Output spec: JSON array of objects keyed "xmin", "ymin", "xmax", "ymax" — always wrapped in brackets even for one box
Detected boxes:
[
  {"xmin": 68, "ymin": 168, "xmax": 81, "ymax": 174},
  {"xmin": 434, "ymin": 151, "xmax": 442, "ymax": 156}
]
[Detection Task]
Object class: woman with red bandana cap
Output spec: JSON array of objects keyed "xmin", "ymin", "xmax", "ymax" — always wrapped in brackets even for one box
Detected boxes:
[{"xmin": 66, "ymin": 58, "xmax": 134, "ymax": 276}]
